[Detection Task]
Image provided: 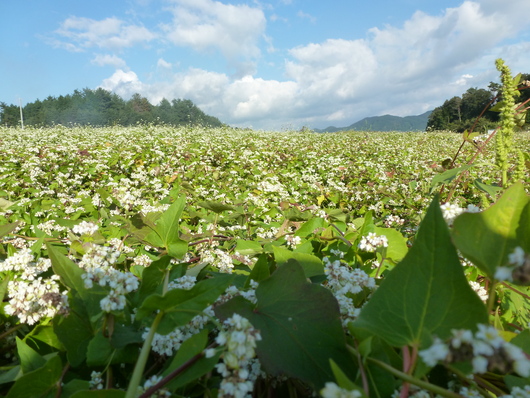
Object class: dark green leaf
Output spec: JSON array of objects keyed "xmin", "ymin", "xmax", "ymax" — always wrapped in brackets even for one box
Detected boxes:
[
  {"xmin": 87, "ymin": 332, "xmax": 113, "ymax": 366},
  {"xmin": 165, "ymin": 329, "xmax": 221, "ymax": 390},
  {"xmin": 53, "ymin": 294, "xmax": 93, "ymax": 367},
  {"xmin": 352, "ymin": 197, "xmax": 488, "ymax": 348},
  {"xmin": 6, "ymin": 354, "xmax": 62, "ymax": 398},
  {"xmin": 136, "ymin": 274, "xmax": 234, "ymax": 334},
  {"xmin": 215, "ymin": 260, "xmax": 355, "ymax": 390}
]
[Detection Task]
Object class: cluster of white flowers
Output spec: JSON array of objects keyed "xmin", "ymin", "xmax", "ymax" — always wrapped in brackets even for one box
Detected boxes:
[
  {"xmin": 419, "ymin": 324, "xmax": 530, "ymax": 377},
  {"xmin": 495, "ymin": 246, "xmax": 529, "ymax": 283},
  {"xmin": 1, "ymin": 248, "xmax": 68, "ymax": 325},
  {"xmin": 132, "ymin": 253, "xmax": 153, "ymax": 267},
  {"xmin": 107, "ymin": 238, "xmax": 135, "ymax": 254},
  {"xmin": 468, "ymin": 281, "xmax": 488, "ymax": 302},
  {"xmin": 321, "ymin": 382, "xmax": 362, "ymax": 398},
  {"xmin": 285, "ymin": 234, "xmax": 302, "ymax": 248},
  {"xmin": 199, "ymin": 248, "xmax": 234, "ymax": 273},
  {"xmin": 136, "ymin": 375, "xmax": 171, "ymax": 397},
  {"xmin": 212, "ymin": 314, "xmax": 262, "ymax": 398},
  {"xmin": 323, "ymin": 257, "xmax": 376, "ymax": 328},
  {"xmin": 89, "ymin": 371, "xmax": 104, "ymax": 390},
  {"xmin": 79, "ymin": 245, "xmax": 138, "ymax": 312},
  {"xmin": 440, "ymin": 203, "xmax": 480, "ymax": 226},
  {"xmin": 500, "ymin": 386, "xmax": 530, "ymax": 398},
  {"xmin": 147, "ymin": 278, "xmax": 259, "ymax": 356},
  {"xmin": 72, "ymin": 220, "xmax": 99, "ymax": 236},
  {"xmin": 358, "ymin": 232, "xmax": 388, "ymax": 253},
  {"xmin": 5, "ymin": 275, "xmax": 69, "ymax": 325},
  {"xmin": 384, "ymin": 214, "xmax": 405, "ymax": 228},
  {"xmin": 35, "ymin": 219, "xmax": 67, "ymax": 236}
]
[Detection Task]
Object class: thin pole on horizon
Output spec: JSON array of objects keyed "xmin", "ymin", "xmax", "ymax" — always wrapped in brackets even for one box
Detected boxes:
[{"xmin": 18, "ymin": 98, "xmax": 24, "ymax": 129}]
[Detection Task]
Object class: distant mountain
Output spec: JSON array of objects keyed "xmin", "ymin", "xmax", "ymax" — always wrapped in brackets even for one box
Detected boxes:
[{"xmin": 314, "ymin": 110, "xmax": 432, "ymax": 133}]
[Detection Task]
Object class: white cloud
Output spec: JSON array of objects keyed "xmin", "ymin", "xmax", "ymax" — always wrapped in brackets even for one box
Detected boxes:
[
  {"xmin": 161, "ymin": 0, "xmax": 266, "ymax": 70},
  {"xmin": 53, "ymin": 16, "xmax": 156, "ymax": 51},
  {"xmin": 91, "ymin": 54, "xmax": 127, "ymax": 68},
  {"xmin": 157, "ymin": 58, "xmax": 173, "ymax": 69},
  {"xmin": 297, "ymin": 10, "xmax": 316, "ymax": 23},
  {"xmin": 100, "ymin": 69, "xmax": 145, "ymax": 97},
  {"xmin": 98, "ymin": 0, "xmax": 530, "ymax": 129}
]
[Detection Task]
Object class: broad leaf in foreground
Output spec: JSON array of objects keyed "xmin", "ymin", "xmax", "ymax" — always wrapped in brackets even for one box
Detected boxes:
[
  {"xmin": 352, "ymin": 197, "xmax": 488, "ymax": 348},
  {"xmin": 215, "ymin": 260, "xmax": 354, "ymax": 390},
  {"xmin": 452, "ymin": 182, "xmax": 529, "ymax": 280}
]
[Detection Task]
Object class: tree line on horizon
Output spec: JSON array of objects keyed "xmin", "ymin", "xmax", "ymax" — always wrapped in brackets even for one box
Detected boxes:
[
  {"xmin": 0, "ymin": 88, "xmax": 224, "ymax": 128},
  {"xmin": 427, "ymin": 73, "xmax": 530, "ymax": 133}
]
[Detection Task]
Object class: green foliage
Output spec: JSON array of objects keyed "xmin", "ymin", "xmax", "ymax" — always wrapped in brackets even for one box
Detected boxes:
[
  {"xmin": 0, "ymin": 116, "xmax": 529, "ymax": 397},
  {"xmin": 215, "ymin": 260, "xmax": 355, "ymax": 390},
  {"xmin": 0, "ymin": 88, "xmax": 224, "ymax": 127},
  {"xmin": 353, "ymin": 197, "xmax": 488, "ymax": 348},
  {"xmin": 452, "ymin": 182, "xmax": 529, "ymax": 282}
]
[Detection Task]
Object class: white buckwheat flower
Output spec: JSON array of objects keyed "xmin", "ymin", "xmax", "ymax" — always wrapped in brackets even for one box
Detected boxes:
[
  {"xmin": 321, "ymin": 382, "xmax": 362, "ymax": 398},
  {"xmin": 72, "ymin": 221, "xmax": 99, "ymax": 236},
  {"xmin": 358, "ymin": 232, "xmax": 388, "ymax": 252}
]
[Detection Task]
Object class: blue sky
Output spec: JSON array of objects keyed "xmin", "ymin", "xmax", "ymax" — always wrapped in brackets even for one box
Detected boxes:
[{"xmin": 2, "ymin": 0, "xmax": 530, "ymax": 130}]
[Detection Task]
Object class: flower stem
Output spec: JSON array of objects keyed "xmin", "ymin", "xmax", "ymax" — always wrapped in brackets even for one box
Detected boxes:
[
  {"xmin": 347, "ymin": 345, "xmax": 461, "ymax": 398},
  {"xmin": 125, "ymin": 311, "xmax": 163, "ymax": 398}
]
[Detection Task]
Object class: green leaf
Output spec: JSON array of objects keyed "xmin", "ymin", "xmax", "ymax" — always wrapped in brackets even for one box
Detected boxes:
[
  {"xmin": 86, "ymin": 332, "xmax": 113, "ymax": 366},
  {"xmin": 0, "ymin": 273, "xmax": 11, "ymax": 302},
  {"xmin": 246, "ymin": 254, "xmax": 270, "ymax": 286},
  {"xmin": 61, "ymin": 380, "xmax": 90, "ymax": 398},
  {"xmin": 272, "ymin": 246, "xmax": 324, "ymax": 278},
  {"xmin": 29, "ymin": 325, "xmax": 64, "ymax": 351},
  {"xmin": 373, "ymin": 226, "xmax": 408, "ymax": 263},
  {"xmin": 155, "ymin": 195, "xmax": 188, "ymax": 258},
  {"xmin": 165, "ymin": 329, "xmax": 221, "ymax": 390},
  {"xmin": 474, "ymin": 179, "xmax": 503, "ymax": 198},
  {"xmin": 197, "ymin": 200, "xmax": 235, "ymax": 213},
  {"xmin": 329, "ymin": 360, "xmax": 357, "ymax": 391},
  {"xmin": 215, "ymin": 260, "xmax": 355, "ymax": 390},
  {"xmin": 352, "ymin": 197, "xmax": 488, "ymax": 348},
  {"xmin": 0, "ymin": 366, "xmax": 22, "ymax": 385},
  {"xmin": 235, "ymin": 239, "xmax": 263, "ymax": 256},
  {"xmin": 0, "ymin": 221, "xmax": 21, "ymax": 238},
  {"xmin": 136, "ymin": 274, "xmax": 234, "ymax": 334},
  {"xmin": 430, "ymin": 165, "xmax": 474, "ymax": 193},
  {"xmin": 16, "ymin": 337, "xmax": 46, "ymax": 374},
  {"xmin": 6, "ymin": 354, "xmax": 62, "ymax": 398},
  {"xmin": 53, "ymin": 294, "xmax": 93, "ymax": 367},
  {"xmin": 295, "ymin": 217, "xmax": 325, "ymax": 238},
  {"xmin": 46, "ymin": 242, "xmax": 86, "ymax": 294},
  {"xmin": 0, "ymin": 198, "xmax": 15, "ymax": 211},
  {"xmin": 136, "ymin": 256, "xmax": 171, "ymax": 303},
  {"xmin": 452, "ymin": 182, "xmax": 530, "ymax": 280}
]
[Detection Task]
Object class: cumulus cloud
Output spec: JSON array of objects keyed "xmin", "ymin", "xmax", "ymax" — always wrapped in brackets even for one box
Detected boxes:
[
  {"xmin": 91, "ymin": 54, "xmax": 127, "ymax": 68},
  {"xmin": 52, "ymin": 16, "xmax": 156, "ymax": 51},
  {"xmin": 97, "ymin": 0, "xmax": 530, "ymax": 129},
  {"xmin": 161, "ymin": 0, "xmax": 266, "ymax": 73}
]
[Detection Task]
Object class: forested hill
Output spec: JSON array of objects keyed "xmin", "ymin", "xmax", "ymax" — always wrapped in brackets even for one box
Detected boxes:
[
  {"xmin": 0, "ymin": 88, "xmax": 224, "ymax": 127},
  {"xmin": 315, "ymin": 111, "xmax": 432, "ymax": 132}
]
